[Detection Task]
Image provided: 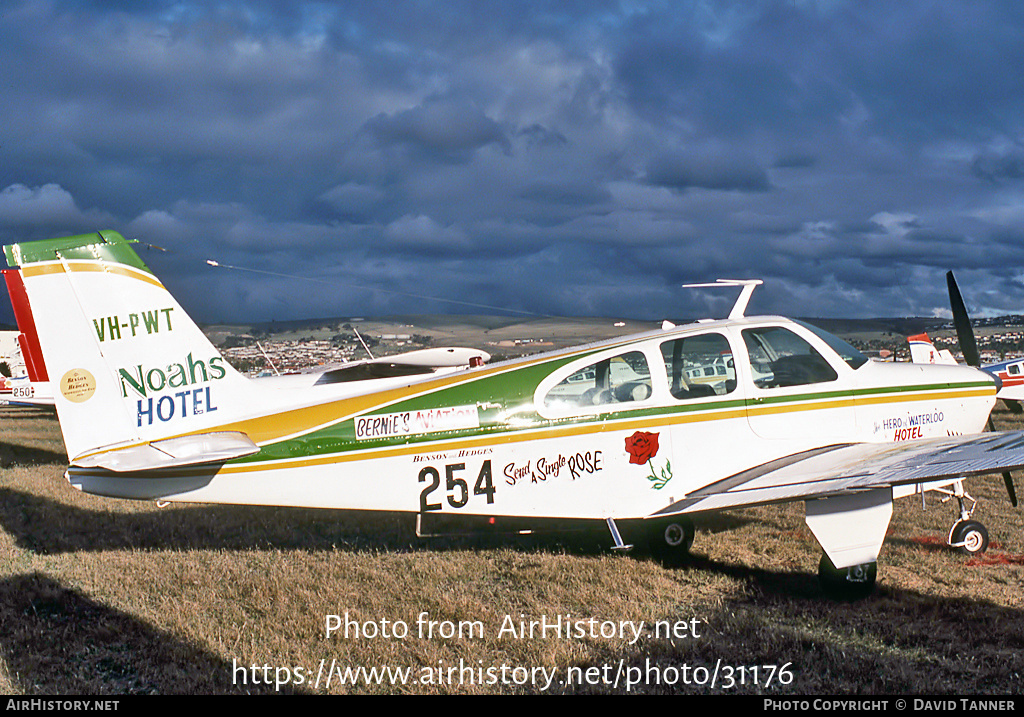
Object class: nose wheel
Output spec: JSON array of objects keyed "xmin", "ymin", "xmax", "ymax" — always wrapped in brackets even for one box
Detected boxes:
[
  {"xmin": 944, "ymin": 480, "xmax": 989, "ymax": 556},
  {"xmin": 950, "ymin": 519, "xmax": 989, "ymax": 556}
]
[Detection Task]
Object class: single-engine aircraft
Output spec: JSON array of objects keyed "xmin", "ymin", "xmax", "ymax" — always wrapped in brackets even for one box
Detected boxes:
[{"xmin": 7, "ymin": 231, "xmax": 1024, "ymax": 598}]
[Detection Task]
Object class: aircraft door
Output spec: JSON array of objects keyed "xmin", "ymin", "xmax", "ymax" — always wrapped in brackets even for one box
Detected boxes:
[
  {"xmin": 655, "ymin": 332, "xmax": 754, "ymax": 495},
  {"xmin": 740, "ymin": 325, "xmax": 858, "ymax": 442}
]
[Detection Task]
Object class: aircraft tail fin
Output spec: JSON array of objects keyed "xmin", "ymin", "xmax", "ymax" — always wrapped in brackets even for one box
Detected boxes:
[
  {"xmin": 908, "ymin": 333, "xmax": 958, "ymax": 366},
  {"xmin": 3, "ymin": 268, "xmax": 49, "ymax": 382},
  {"xmin": 3, "ymin": 231, "xmax": 258, "ymax": 465}
]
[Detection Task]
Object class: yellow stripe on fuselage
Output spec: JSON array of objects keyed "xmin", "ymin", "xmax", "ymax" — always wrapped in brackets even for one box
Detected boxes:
[{"xmin": 205, "ymin": 384, "xmax": 991, "ymax": 475}]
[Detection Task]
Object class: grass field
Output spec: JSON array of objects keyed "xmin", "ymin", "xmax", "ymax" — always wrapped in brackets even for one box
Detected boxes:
[{"xmin": 1, "ymin": 404, "xmax": 1023, "ymax": 694}]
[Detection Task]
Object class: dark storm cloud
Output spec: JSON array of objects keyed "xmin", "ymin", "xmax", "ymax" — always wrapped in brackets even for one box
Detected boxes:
[
  {"xmin": 972, "ymin": 147, "xmax": 1024, "ymax": 183},
  {"xmin": 3, "ymin": 0, "xmax": 1024, "ymax": 324},
  {"xmin": 363, "ymin": 99, "xmax": 510, "ymax": 161},
  {"xmin": 645, "ymin": 152, "xmax": 771, "ymax": 192}
]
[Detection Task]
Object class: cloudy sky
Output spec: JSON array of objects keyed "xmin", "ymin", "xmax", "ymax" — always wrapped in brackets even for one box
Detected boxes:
[{"xmin": 3, "ymin": 0, "xmax": 1024, "ymax": 324}]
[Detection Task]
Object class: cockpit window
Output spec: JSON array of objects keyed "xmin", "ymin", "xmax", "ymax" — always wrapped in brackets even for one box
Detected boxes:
[
  {"xmin": 543, "ymin": 351, "xmax": 652, "ymax": 410},
  {"xmin": 793, "ymin": 320, "xmax": 869, "ymax": 370},
  {"xmin": 743, "ymin": 326, "xmax": 838, "ymax": 388},
  {"xmin": 660, "ymin": 333, "xmax": 736, "ymax": 399}
]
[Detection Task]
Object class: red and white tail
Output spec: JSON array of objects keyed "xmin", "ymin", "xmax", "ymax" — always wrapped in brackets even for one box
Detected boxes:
[
  {"xmin": 2, "ymin": 268, "xmax": 54, "ymax": 406},
  {"xmin": 907, "ymin": 333, "xmax": 958, "ymax": 366}
]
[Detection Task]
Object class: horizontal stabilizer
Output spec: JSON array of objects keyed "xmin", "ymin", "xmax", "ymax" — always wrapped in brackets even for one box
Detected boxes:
[{"xmin": 73, "ymin": 431, "xmax": 259, "ymax": 472}]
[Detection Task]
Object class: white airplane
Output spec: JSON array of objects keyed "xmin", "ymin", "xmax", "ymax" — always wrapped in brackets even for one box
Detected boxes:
[
  {"xmin": 7, "ymin": 231, "xmax": 1024, "ymax": 599},
  {"xmin": 0, "ymin": 269, "xmax": 54, "ymax": 407}
]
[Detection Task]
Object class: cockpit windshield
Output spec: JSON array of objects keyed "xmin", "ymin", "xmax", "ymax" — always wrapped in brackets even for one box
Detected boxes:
[{"xmin": 794, "ymin": 320, "xmax": 869, "ymax": 370}]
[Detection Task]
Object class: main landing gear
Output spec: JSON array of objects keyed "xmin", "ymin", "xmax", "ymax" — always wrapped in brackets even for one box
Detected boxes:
[
  {"xmin": 647, "ymin": 518, "xmax": 695, "ymax": 561},
  {"xmin": 606, "ymin": 517, "xmax": 695, "ymax": 565},
  {"xmin": 818, "ymin": 555, "xmax": 877, "ymax": 600}
]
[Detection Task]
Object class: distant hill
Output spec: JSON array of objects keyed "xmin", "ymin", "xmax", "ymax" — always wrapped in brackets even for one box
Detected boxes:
[
  {"xmin": 201, "ymin": 314, "xmax": 958, "ymax": 357},
  {"xmin": 795, "ymin": 317, "xmax": 949, "ymax": 337}
]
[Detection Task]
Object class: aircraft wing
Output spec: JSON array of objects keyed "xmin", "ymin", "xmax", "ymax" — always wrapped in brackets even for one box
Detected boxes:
[
  {"xmin": 656, "ymin": 432, "xmax": 1024, "ymax": 516},
  {"xmin": 308, "ymin": 347, "xmax": 490, "ymax": 384}
]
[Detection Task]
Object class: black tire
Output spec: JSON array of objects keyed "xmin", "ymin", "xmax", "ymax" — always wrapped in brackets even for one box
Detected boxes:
[
  {"xmin": 818, "ymin": 554, "xmax": 877, "ymax": 600},
  {"xmin": 648, "ymin": 519, "xmax": 695, "ymax": 565},
  {"xmin": 951, "ymin": 520, "xmax": 989, "ymax": 556}
]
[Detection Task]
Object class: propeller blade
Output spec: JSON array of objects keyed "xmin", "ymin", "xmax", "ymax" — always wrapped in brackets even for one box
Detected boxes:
[
  {"xmin": 1004, "ymin": 472, "xmax": 1018, "ymax": 508},
  {"xmin": 947, "ymin": 271, "xmax": 980, "ymax": 367},
  {"xmin": 988, "ymin": 417, "xmax": 1019, "ymax": 507}
]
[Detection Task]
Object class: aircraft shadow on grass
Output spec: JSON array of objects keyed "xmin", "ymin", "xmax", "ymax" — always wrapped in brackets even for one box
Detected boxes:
[
  {"xmin": 0, "ymin": 487, "xmax": 421, "ymax": 555},
  {"xmin": 0, "ymin": 485, "xmax": 1008, "ymax": 597},
  {"xmin": 2, "ymin": 567, "xmax": 1022, "ymax": 694},
  {"xmin": 0, "ymin": 486, "xmax": 679, "ymax": 556},
  {"xmin": 0, "ymin": 485, "xmax": 764, "ymax": 558},
  {"xmin": 0, "ymin": 572, "xmax": 297, "ymax": 694},
  {"xmin": 0, "ymin": 440, "xmax": 68, "ymax": 469}
]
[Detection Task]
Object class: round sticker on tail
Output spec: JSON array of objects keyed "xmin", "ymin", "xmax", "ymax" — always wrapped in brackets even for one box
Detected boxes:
[{"xmin": 60, "ymin": 369, "xmax": 96, "ymax": 403}]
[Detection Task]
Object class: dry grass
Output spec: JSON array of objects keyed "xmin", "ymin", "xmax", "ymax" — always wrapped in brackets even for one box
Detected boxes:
[{"xmin": 1, "ymin": 405, "xmax": 1022, "ymax": 694}]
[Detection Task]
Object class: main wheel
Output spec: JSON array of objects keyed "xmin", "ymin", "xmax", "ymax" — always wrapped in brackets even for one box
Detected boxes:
[
  {"xmin": 818, "ymin": 554, "xmax": 877, "ymax": 600},
  {"xmin": 950, "ymin": 520, "xmax": 989, "ymax": 556},
  {"xmin": 648, "ymin": 519, "xmax": 695, "ymax": 565}
]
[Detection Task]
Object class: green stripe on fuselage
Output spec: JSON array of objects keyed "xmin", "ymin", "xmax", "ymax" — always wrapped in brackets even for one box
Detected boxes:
[{"xmin": 235, "ymin": 356, "xmax": 992, "ymax": 463}]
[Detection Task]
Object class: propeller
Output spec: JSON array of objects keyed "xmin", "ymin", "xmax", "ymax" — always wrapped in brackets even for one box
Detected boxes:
[{"xmin": 947, "ymin": 270, "xmax": 1018, "ymax": 507}]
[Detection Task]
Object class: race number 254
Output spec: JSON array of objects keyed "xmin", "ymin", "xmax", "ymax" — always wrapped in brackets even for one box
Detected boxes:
[{"xmin": 418, "ymin": 461, "xmax": 495, "ymax": 512}]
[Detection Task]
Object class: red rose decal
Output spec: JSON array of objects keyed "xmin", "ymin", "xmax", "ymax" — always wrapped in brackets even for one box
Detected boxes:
[{"xmin": 625, "ymin": 431, "xmax": 659, "ymax": 465}]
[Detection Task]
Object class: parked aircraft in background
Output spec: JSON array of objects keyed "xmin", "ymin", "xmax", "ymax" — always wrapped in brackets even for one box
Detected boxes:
[
  {"xmin": 910, "ymin": 331, "xmax": 1024, "ymax": 413},
  {"xmin": 907, "ymin": 273, "xmax": 1024, "ymax": 417},
  {"xmin": 6, "ymin": 233, "xmax": 1024, "ymax": 598},
  {"xmin": 1, "ymin": 269, "xmax": 54, "ymax": 407}
]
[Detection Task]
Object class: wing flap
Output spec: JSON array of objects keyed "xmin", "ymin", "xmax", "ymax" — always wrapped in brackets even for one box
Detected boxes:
[{"xmin": 656, "ymin": 432, "xmax": 1024, "ymax": 516}]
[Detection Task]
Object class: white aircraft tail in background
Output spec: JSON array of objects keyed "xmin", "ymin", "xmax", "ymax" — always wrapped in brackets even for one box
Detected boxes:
[
  {"xmin": 1, "ymin": 268, "xmax": 54, "ymax": 407},
  {"xmin": 907, "ymin": 332, "xmax": 958, "ymax": 366},
  {"xmin": 907, "ymin": 274, "xmax": 1024, "ymax": 416}
]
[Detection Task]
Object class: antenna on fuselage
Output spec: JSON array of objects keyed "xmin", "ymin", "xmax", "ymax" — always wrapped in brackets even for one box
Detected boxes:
[{"xmin": 683, "ymin": 279, "xmax": 764, "ymax": 319}]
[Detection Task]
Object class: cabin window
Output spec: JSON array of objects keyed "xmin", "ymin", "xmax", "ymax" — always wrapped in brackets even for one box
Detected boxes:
[
  {"xmin": 660, "ymin": 333, "xmax": 736, "ymax": 399},
  {"xmin": 793, "ymin": 319, "xmax": 869, "ymax": 370},
  {"xmin": 542, "ymin": 351, "xmax": 652, "ymax": 410},
  {"xmin": 1010, "ymin": 365, "xmax": 1021, "ymax": 376},
  {"xmin": 742, "ymin": 326, "xmax": 838, "ymax": 388}
]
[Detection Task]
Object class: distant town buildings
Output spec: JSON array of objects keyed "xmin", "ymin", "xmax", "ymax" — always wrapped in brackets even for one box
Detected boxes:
[{"xmin": 214, "ymin": 316, "xmax": 1024, "ymax": 376}]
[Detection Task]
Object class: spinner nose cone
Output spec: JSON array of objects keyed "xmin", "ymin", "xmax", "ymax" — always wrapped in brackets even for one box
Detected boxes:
[{"xmin": 985, "ymin": 368, "xmax": 1003, "ymax": 392}]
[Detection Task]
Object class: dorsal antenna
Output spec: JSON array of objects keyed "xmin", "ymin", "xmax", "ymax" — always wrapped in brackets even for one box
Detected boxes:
[{"xmin": 683, "ymin": 279, "xmax": 764, "ymax": 319}]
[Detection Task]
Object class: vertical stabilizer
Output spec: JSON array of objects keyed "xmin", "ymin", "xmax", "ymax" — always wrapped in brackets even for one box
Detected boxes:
[
  {"xmin": 3, "ymin": 269, "xmax": 49, "ymax": 382},
  {"xmin": 908, "ymin": 333, "xmax": 958, "ymax": 366},
  {"xmin": 4, "ymin": 231, "xmax": 256, "ymax": 463}
]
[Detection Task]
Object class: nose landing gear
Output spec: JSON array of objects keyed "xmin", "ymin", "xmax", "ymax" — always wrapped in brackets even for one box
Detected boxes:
[{"xmin": 939, "ymin": 479, "xmax": 989, "ymax": 556}]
